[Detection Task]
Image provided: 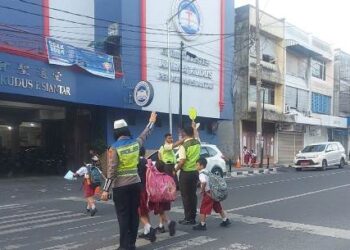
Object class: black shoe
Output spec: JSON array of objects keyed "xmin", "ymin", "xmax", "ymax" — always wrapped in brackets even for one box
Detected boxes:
[
  {"xmin": 155, "ymin": 226, "xmax": 166, "ymax": 234},
  {"xmin": 193, "ymin": 223, "xmax": 207, "ymax": 231},
  {"xmin": 90, "ymin": 208, "xmax": 97, "ymax": 217},
  {"xmin": 143, "ymin": 228, "xmax": 156, "ymax": 242},
  {"xmin": 178, "ymin": 219, "xmax": 196, "ymax": 225},
  {"xmin": 220, "ymin": 219, "xmax": 231, "ymax": 227},
  {"xmin": 168, "ymin": 220, "xmax": 176, "ymax": 236},
  {"xmin": 86, "ymin": 208, "xmax": 90, "ymax": 214},
  {"xmin": 138, "ymin": 233, "xmax": 148, "ymax": 239}
]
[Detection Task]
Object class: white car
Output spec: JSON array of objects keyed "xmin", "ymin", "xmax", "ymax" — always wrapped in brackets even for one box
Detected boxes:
[
  {"xmin": 293, "ymin": 142, "xmax": 347, "ymax": 171},
  {"xmin": 147, "ymin": 143, "xmax": 227, "ymax": 177}
]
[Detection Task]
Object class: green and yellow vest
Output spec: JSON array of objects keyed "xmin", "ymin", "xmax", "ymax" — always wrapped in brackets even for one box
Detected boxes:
[{"xmin": 183, "ymin": 138, "xmax": 200, "ymax": 172}]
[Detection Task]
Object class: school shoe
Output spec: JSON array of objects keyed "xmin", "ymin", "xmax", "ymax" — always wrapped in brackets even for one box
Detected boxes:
[
  {"xmin": 220, "ymin": 219, "xmax": 231, "ymax": 227},
  {"xmin": 193, "ymin": 223, "xmax": 207, "ymax": 231},
  {"xmin": 90, "ymin": 208, "xmax": 97, "ymax": 217},
  {"xmin": 155, "ymin": 226, "xmax": 166, "ymax": 234},
  {"xmin": 140, "ymin": 228, "xmax": 157, "ymax": 242},
  {"xmin": 168, "ymin": 220, "xmax": 176, "ymax": 236},
  {"xmin": 178, "ymin": 219, "xmax": 196, "ymax": 225}
]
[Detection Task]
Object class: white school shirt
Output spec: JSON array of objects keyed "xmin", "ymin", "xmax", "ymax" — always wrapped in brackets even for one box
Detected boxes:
[
  {"xmin": 76, "ymin": 166, "xmax": 88, "ymax": 177},
  {"xmin": 198, "ymin": 169, "xmax": 210, "ymax": 192}
]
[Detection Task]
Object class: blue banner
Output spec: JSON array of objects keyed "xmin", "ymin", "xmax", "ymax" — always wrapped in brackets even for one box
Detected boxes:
[{"xmin": 46, "ymin": 38, "xmax": 115, "ymax": 79}]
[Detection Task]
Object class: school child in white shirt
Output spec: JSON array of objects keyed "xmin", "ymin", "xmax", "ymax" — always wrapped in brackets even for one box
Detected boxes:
[{"xmin": 193, "ymin": 157, "xmax": 230, "ymax": 230}]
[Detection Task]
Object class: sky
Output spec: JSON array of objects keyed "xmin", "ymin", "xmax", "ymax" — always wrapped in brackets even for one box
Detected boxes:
[{"xmin": 235, "ymin": 0, "xmax": 350, "ymax": 53}]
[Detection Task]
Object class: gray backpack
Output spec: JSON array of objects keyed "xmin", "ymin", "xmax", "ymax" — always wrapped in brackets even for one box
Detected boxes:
[{"xmin": 203, "ymin": 172, "xmax": 228, "ymax": 202}]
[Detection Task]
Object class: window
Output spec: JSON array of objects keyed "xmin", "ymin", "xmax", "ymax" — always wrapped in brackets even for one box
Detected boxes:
[
  {"xmin": 311, "ymin": 59, "xmax": 326, "ymax": 80},
  {"xmin": 249, "ymin": 83, "xmax": 275, "ymax": 105},
  {"xmin": 285, "ymin": 87, "xmax": 309, "ymax": 112},
  {"xmin": 200, "ymin": 147, "xmax": 209, "ymax": 158},
  {"xmin": 312, "ymin": 93, "xmax": 331, "ymax": 114},
  {"xmin": 206, "ymin": 147, "xmax": 218, "ymax": 157}
]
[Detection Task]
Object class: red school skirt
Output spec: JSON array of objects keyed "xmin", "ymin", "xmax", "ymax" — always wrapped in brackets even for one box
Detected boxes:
[{"xmin": 82, "ymin": 180, "xmax": 99, "ymax": 198}]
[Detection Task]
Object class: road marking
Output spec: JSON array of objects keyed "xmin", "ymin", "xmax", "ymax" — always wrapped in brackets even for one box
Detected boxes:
[
  {"xmin": 60, "ymin": 219, "xmax": 116, "ymax": 232},
  {"xmin": 229, "ymin": 170, "xmax": 350, "ymax": 189},
  {"xmin": 0, "ymin": 212, "xmax": 83, "ymax": 230},
  {"xmin": 228, "ymin": 213, "xmax": 350, "ymax": 240},
  {"xmin": 39, "ymin": 242, "xmax": 85, "ymax": 250},
  {"xmin": 227, "ymin": 183, "xmax": 350, "ymax": 212},
  {"xmin": 0, "ymin": 211, "xmax": 71, "ymax": 225},
  {"xmin": 0, "ymin": 209, "xmax": 58, "ymax": 220},
  {"xmin": 97, "ymin": 230, "xmax": 188, "ymax": 250},
  {"xmin": 0, "ymin": 215, "xmax": 98, "ymax": 235},
  {"xmin": 0, "ymin": 204, "xmax": 26, "ymax": 210},
  {"xmin": 3, "ymin": 244, "xmax": 27, "ymax": 250},
  {"xmin": 171, "ymin": 183, "xmax": 350, "ymax": 215},
  {"xmin": 219, "ymin": 243, "xmax": 253, "ymax": 250},
  {"xmin": 58, "ymin": 196, "xmax": 114, "ymax": 205},
  {"xmin": 153, "ymin": 236, "xmax": 216, "ymax": 250}
]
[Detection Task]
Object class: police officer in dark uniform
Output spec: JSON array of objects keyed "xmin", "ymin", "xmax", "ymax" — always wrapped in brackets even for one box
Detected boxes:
[{"xmin": 101, "ymin": 112, "xmax": 157, "ymax": 250}]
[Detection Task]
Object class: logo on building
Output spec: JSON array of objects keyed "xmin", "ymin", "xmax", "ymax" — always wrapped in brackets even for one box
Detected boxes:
[
  {"xmin": 173, "ymin": 0, "xmax": 201, "ymax": 40},
  {"xmin": 133, "ymin": 80, "xmax": 154, "ymax": 107}
]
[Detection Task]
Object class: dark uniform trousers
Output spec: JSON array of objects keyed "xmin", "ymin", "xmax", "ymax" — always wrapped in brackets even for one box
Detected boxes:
[
  {"xmin": 113, "ymin": 183, "xmax": 141, "ymax": 250},
  {"xmin": 164, "ymin": 163, "xmax": 179, "ymax": 190},
  {"xmin": 179, "ymin": 170, "xmax": 199, "ymax": 221}
]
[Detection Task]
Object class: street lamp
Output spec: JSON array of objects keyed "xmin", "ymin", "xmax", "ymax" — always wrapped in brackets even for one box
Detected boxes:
[
  {"xmin": 166, "ymin": 0, "xmax": 197, "ymax": 134},
  {"xmin": 178, "ymin": 41, "xmax": 196, "ymax": 129}
]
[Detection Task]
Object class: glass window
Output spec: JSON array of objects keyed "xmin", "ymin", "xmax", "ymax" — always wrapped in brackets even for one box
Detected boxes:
[
  {"xmin": 311, "ymin": 59, "xmax": 326, "ymax": 80},
  {"xmin": 206, "ymin": 147, "xmax": 218, "ymax": 157},
  {"xmin": 249, "ymin": 82, "xmax": 275, "ymax": 105},
  {"xmin": 312, "ymin": 93, "xmax": 331, "ymax": 114},
  {"xmin": 302, "ymin": 144, "xmax": 326, "ymax": 153},
  {"xmin": 200, "ymin": 147, "xmax": 209, "ymax": 158}
]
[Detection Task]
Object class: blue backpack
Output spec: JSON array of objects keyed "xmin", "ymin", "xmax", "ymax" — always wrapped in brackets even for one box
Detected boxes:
[{"xmin": 88, "ymin": 166, "xmax": 102, "ymax": 187}]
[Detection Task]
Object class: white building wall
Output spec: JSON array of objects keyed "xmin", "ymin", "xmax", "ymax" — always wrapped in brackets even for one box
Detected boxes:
[
  {"xmin": 49, "ymin": 0, "xmax": 95, "ymax": 49},
  {"xmin": 304, "ymin": 126, "xmax": 328, "ymax": 146}
]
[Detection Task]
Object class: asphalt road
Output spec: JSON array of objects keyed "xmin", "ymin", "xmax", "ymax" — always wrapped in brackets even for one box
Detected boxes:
[{"xmin": 1, "ymin": 165, "xmax": 350, "ymax": 250}]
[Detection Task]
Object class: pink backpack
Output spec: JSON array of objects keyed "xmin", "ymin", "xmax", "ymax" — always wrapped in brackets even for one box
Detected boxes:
[{"xmin": 146, "ymin": 160, "xmax": 177, "ymax": 203}]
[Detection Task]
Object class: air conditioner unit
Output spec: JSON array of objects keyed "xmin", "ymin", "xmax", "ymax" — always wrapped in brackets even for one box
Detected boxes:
[
  {"xmin": 285, "ymin": 104, "xmax": 290, "ymax": 113},
  {"xmin": 305, "ymin": 111, "xmax": 311, "ymax": 117}
]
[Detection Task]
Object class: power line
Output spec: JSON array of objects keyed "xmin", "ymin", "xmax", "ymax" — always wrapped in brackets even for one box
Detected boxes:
[{"xmin": 0, "ymin": 3, "xmax": 236, "ymax": 37}]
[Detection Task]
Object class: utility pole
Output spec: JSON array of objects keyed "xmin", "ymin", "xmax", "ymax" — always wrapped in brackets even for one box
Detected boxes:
[
  {"xmin": 255, "ymin": 0, "xmax": 263, "ymax": 167},
  {"xmin": 179, "ymin": 41, "xmax": 184, "ymax": 129}
]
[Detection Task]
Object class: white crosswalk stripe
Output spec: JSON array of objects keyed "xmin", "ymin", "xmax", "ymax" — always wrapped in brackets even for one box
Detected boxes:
[
  {"xmin": 218, "ymin": 243, "xmax": 253, "ymax": 250},
  {"xmin": 0, "ymin": 212, "xmax": 85, "ymax": 230},
  {"xmin": 0, "ymin": 208, "xmax": 97, "ymax": 236},
  {"xmin": 0, "ymin": 211, "xmax": 71, "ymax": 225},
  {"xmin": 0, "ymin": 204, "xmax": 26, "ymax": 210},
  {"xmin": 153, "ymin": 236, "xmax": 217, "ymax": 250},
  {"xmin": 0, "ymin": 209, "xmax": 58, "ymax": 220},
  {"xmin": 96, "ymin": 230, "xmax": 188, "ymax": 250}
]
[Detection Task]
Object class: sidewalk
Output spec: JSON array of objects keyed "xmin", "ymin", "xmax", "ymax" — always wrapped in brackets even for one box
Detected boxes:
[{"xmin": 226, "ymin": 166, "xmax": 279, "ymax": 178}]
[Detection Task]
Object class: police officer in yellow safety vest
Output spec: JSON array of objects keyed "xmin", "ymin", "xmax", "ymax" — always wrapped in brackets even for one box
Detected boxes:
[
  {"xmin": 174, "ymin": 122, "xmax": 201, "ymax": 225},
  {"xmin": 101, "ymin": 112, "xmax": 157, "ymax": 250},
  {"xmin": 158, "ymin": 133, "xmax": 184, "ymax": 189}
]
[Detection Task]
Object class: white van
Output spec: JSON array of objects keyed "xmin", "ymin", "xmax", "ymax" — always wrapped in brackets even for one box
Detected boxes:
[{"xmin": 293, "ymin": 142, "xmax": 347, "ymax": 171}]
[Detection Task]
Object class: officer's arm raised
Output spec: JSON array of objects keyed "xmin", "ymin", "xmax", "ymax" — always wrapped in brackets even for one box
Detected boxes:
[{"xmin": 136, "ymin": 112, "xmax": 157, "ymax": 147}]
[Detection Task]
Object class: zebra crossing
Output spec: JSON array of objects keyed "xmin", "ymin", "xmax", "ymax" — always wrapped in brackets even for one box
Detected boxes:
[{"xmin": 0, "ymin": 202, "xmax": 254, "ymax": 250}]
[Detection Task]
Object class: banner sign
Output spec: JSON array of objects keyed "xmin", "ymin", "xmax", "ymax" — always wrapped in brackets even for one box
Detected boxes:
[{"xmin": 47, "ymin": 38, "xmax": 115, "ymax": 79}]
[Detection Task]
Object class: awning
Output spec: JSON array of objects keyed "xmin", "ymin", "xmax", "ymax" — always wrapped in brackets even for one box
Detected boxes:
[{"xmin": 285, "ymin": 39, "xmax": 323, "ymax": 58}]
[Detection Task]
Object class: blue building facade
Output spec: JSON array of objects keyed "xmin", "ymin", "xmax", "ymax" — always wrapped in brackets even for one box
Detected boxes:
[{"xmin": 0, "ymin": 0, "xmax": 235, "ymax": 175}]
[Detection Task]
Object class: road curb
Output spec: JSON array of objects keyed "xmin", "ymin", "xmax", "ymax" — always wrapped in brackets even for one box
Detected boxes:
[{"xmin": 228, "ymin": 167, "xmax": 278, "ymax": 178}]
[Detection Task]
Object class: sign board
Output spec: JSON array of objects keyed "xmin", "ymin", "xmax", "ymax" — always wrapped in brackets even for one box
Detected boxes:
[{"xmin": 143, "ymin": 0, "xmax": 222, "ymax": 118}]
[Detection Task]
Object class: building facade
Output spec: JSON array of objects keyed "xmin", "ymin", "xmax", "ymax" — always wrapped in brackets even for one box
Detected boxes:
[
  {"xmin": 334, "ymin": 49, "xmax": 350, "ymax": 156},
  {"xmin": 0, "ymin": 0, "xmax": 235, "ymax": 176},
  {"xmin": 233, "ymin": 5, "xmax": 287, "ymax": 164},
  {"xmin": 234, "ymin": 5, "xmax": 348, "ymax": 165}
]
